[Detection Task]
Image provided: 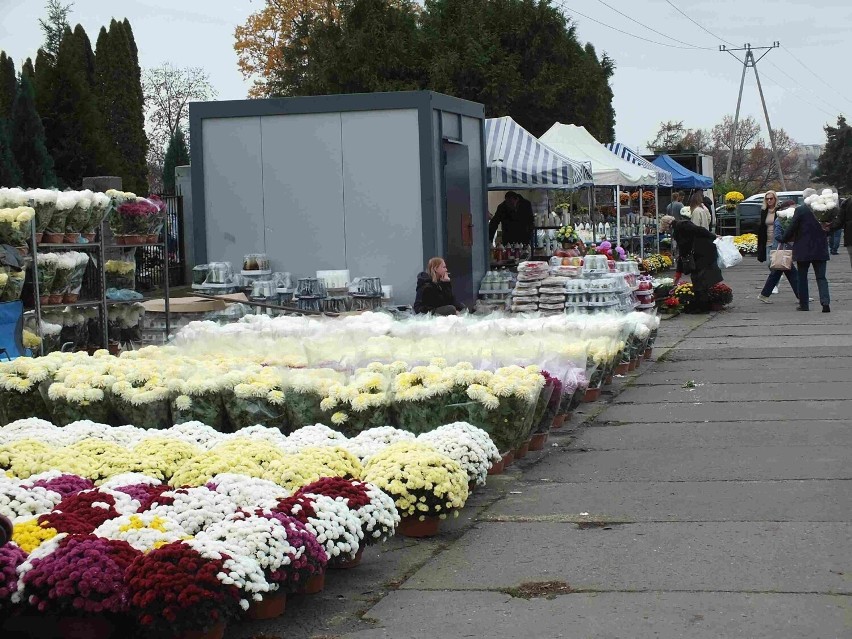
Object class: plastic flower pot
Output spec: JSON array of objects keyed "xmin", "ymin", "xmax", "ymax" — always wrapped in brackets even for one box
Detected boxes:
[
  {"xmin": 514, "ymin": 439, "xmax": 530, "ymax": 459},
  {"xmin": 35, "ymin": 232, "xmax": 43, "ymax": 243},
  {"xmin": 83, "ymin": 232, "xmax": 96, "ymax": 242},
  {"xmin": 397, "ymin": 515, "xmax": 441, "ymax": 538},
  {"xmin": 551, "ymin": 414, "xmax": 566, "ymax": 429},
  {"xmin": 56, "ymin": 614, "xmax": 114, "ymax": 639},
  {"xmin": 297, "ymin": 572, "xmax": 326, "ymax": 594},
  {"xmin": 168, "ymin": 621, "xmax": 227, "ymax": 639},
  {"xmin": 582, "ymin": 387, "xmax": 601, "ymax": 403},
  {"xmin": 64, "ymin": 232, "xmax": 81, "ymax": 243},
  {"xmin": 43, "ymin": 232, "xmax": 64, "ymax": 243},
  {"xmin": 615, "ymin": 362, "xmax": 630, "ymax": 376},
  {"xmin": 644, "ymin": 347, "xmax": 653, "ymax": 360},
  {"xmin": 486, "ymin": 458, "xmax": 504, "ymax": 476},
  {"xmin": 245, "ymin": 591, "xmax": 287, "ymax": 620},
  {"xmin": 529, "ymin": 432, "xmax": 547, "ymax": 451},
  {"xmin": 330, "ymin": 545, "xmax": 363, "ymax": 569},
  {"xmin": 502, "ymin": 450, "xmax": 515, "ymax": 467}
]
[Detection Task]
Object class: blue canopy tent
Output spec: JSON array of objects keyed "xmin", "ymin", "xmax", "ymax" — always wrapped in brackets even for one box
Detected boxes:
[
  {"xmin": 605, "ymin": 142, "xmax": 673, "ymax": 256},
  {"xmin": 652, "ymin": 154, "xmax": 713, "ymax": 189}
]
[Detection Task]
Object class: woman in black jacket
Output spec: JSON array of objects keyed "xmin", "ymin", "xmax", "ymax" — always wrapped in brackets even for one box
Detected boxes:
[
  {"xmin": 413, "ymin": 257, "xmax": 465, "ymax": 316},
  {"xmin": 832, "ymin": 197, "xmax": 852, "ymax": 269},
  {"xmin": 661, "ymin": 215, "xmax": 723, "ymax": 312},
  {"xmin": 782, "ymin": 202, "xmax": 831, "ymax": 312}
]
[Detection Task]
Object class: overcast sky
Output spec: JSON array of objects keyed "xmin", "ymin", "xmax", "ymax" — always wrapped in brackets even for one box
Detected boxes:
[{"xmin": 1, "ymin": 0, "xmax": 850, "ymax": 151}]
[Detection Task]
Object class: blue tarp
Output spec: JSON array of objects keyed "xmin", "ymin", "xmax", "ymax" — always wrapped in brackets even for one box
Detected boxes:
[{"xmin": 651, "ymin": 154, "xmax": 713, "ymax": 189}]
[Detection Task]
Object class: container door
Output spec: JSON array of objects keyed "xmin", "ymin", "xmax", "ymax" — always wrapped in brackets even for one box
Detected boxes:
[{"xmin": 443, "ymin": 141, "xmax": 474, "ymax": 305}]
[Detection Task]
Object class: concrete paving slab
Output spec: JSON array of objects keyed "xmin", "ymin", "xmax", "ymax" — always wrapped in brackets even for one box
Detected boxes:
[
  {"xmin": 521, "ymin": 446, "xmax": 852, "ymax": 482},
  {"xmin": 647, "ymin": 357, "xmax": 852, "ymax": 372},
  {"xmin": 400, "ymin": 522, "xmax": 852, "ymax": 593},
  {"xmin": 689, "ymin": 324, "xmax": 851, "ymax": 337},
  {"xmin": 614, "ymin": 381, "xmax": 851, "ymax": 404},
  {"xmin": 633, "ymin": 368, "xmax": 852, "ymax": 385},
  {"xmin": 666, "ymin": 346, "xmax": 852, "ymax": 360},
  {"xmin": 600, "ymin": 400, "xmax": 852, "ymax": 423},
  {"xmin": 483, "ymin": 480, "xmax": 852, "ymax": 522},
  {"xmin": 673, "ymin": 335, "xmax": 852, "ymax": 349},
  {"xmin": 575, "ymin": 421, "xmax": 852, "ymax": 450},
  {"xmin": 349, "ymin": 591, "xmax": 852, "ymax": 639}
]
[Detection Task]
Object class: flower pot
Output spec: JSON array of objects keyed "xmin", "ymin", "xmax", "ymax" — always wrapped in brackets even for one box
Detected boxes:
[
  {"xmin": 83, "ymin": 232, "xmax": 96, "ymax": 242},
  {"xmin": 604, "ymin": 374, "xmax": 613, "ymax": 386},
  {"xmin": 64, "ymin": 233, "xmax": 81, "ymax": 243},
  {"xmin": 514, "ymin": 440, "xmax": 530, "ymax": 459},
  {"xmin": 245, "ymin": 591, "xmax": 286, "ymax": 620},
  {"xmin": 710, "ymin": 303, "xmax": 724, "ymax": 311},
  {"xmin": 398, "ymin": 515, "xmax": 441, "ymax": 538},
  {"xmin": 298, "ymin": 572, "xmax": 326, "ymax": 594},
  {"xmin": 35, "ymin": 232, "xmax": 43, "ymax": 243},
  {"xmin": 615, "ymin": 362, "xmax": 630, "ymax": 375},
  {"xmin": 146, "ymin": 234, "xmax": 160, "ymax": 243},
  {"xmin": 57, "ymin": 614, "xmax": 113, "ymax": 639},
  {"xmin": 331, "ymin": 545, "xmax": 363, "ymax": 569},
  {"xmin": 487, "ymin": 458, "xmax": 504, "ymax": 475},
  {"xmin": 130, "ymin": 234, "xmax": 146, "ymax": 244},
  {"xmin": 502, "ymin": 450, "xmax": 515, "ymax": 467},
  {"xmin": 551, "ymin": 414, "xmax": 566, "ymax": 429},
  {"xmin": 529, "ymin": 432, "xmax": 547, "ymax": 451},
  {"xmin": 169, "ymin": 622, "xmax": 226, "ymax": 639},
  {"xmin": 115, "ymin": 235, "xmax": 128, "ymax": 245},
  {"xmin": 644, "ymin": 347, "xmax": 653, "ymax": 360},
  {"xmin": 629, "ymin": 358, "xmax": 639, "ymax": 371},
  {"xmin": 63, "ymin": 293, "xmax": 80, "ymax": 304},
  {"xmin": 39, "ymin": 295, "xmax": 50, "ymax": 305},
  {"xmin": 468, "ymin": 480, "xmax": 476, "ymax": 493},
  {"xmin": 582, "ymin": 387, "xmax": 601, "ymax": 403},
  {"xmin": 47, "ymin": 294, "xmax": 64, "ymax": 305},
  {"xmin": 43, "ymin": 232, "xmax": 64, "ymax": 243}
]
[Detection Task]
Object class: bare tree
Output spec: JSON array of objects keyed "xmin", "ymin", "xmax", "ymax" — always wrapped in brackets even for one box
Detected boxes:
[{"xmin": 143, "ymin": 63, "xmax": 216, "ymax": 190}]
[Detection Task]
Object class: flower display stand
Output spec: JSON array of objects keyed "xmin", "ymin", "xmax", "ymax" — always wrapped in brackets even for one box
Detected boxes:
[
  {"xmin": 245, "ymin": 592, "xmax": 287, "ymax": 620},
  {"xmin": 298, "ymin": 572, "xmax": 326, "ymax": 594},
  {"xmin": 398, "ymin": 515, "xmax": 441, "ymax": 538}
]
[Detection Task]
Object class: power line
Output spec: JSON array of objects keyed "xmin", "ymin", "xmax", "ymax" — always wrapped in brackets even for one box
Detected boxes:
[
  {"xmin": 758, "ymin": 67, "xmax": 839, "ymax": 120},
  {"xmin": 764, "ymin": 60, "xmax": 846, "ymax": 118},
  {"xmin": 592, "ymin": 0, "xmax": 713, "ymax": 50},
  {"xmin": 662, "ymin": 0, "xmax": 735, "ymax": 47},
  {"xmin": 557, "ymin": 3, "xmax": 707, "ymax": 50},
  {"xmin": 781, "ymin": 45, "xmax": 852, "ymax": 109}
]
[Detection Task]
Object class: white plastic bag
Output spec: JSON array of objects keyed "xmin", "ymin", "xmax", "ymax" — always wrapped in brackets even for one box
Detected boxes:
[{"xmin": 714, "ymin": 236, "xmax": 742, "ymax": 269}]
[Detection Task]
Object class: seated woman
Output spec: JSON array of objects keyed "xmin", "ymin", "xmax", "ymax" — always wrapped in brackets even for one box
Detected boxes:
[{"xmin": 413, "ymin": 257, "xmax": 465, "ymax": 316}]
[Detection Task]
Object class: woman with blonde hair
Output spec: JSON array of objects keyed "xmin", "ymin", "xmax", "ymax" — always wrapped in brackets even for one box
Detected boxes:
[
  {"xmin": 756, "ymin": 191, "xmax": 799, "ymax": 303},
  {"xmin": 688, "ymin": 191, "xmax": 711, "ymax": 229},
  {"xmin": 413, "ymin": 257, "xmax": 465, "ymax": 315}
]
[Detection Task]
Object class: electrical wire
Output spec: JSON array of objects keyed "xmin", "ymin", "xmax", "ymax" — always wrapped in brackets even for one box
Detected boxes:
[
  {"xmin": 765, "ymin": 60, "xmax": 847, "ymax": 117},
  {"xmin": 592, "ymin": 0, "xmax": 714, "ymax": 50},
  {"xmin": 757, "ymin": 67, "xmax": 839, "ymax": 120},
  {"xmin": 557, "ymin": 3, "xmax": 708, "ymax": 50},
  {"xmin": 781, "ymin": 45, "xmax": 852, "ymax": 109},
  {"xmin": 662, "ymin": 0, "xmax": 735, "ymax": 47}
]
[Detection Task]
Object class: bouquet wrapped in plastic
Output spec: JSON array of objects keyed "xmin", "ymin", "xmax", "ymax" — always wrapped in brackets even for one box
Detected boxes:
[{"xmin": 0, "ymin": 207, "xmax": 35, "ymax": 247}]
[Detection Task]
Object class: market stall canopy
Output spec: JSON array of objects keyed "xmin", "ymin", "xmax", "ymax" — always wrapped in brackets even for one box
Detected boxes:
[
  {"xmin": 540, "ymin": 123, "xmax": 657, "ymax": 187},
  {"xmin": 484, "ymin": 116, "xmax": 593, "ymax": 190},
  {"xmin": 604, "ymin": 142, "xmax": 673, "ymax": 187},
  {"xmin": 651, "ymin": 154, "xmax": 713, "ymax": 189}
]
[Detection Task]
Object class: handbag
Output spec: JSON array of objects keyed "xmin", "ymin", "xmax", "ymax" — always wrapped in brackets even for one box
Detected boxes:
[
  {"xmin": 680, "ymin": 252, "xmax": 696, "ymax": 274},
  {"xmin": 769, "ymin": 247, "xmax": 793, "ymax": 271}
]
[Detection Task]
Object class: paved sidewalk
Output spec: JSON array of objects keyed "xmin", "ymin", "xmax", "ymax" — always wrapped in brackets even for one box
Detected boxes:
[{"xmin": 343, "ymin": 256, "xmax": 852, "ymax": 639}]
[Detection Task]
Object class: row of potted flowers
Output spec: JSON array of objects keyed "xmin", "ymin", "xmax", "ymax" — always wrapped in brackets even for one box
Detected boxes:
[{"xmin": 1, "ymin": 420, "xmax": 500, "ymax": 637}]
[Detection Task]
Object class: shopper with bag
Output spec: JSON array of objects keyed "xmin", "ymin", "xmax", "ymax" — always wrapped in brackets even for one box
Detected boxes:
[
  {"xmin": 757, "ymin": 202, "xmax": 800, "ymax": 303},
  {"xmin": 661, "ymin": 215, "xmax": 723, "ymax": 312},
  {"xmin": 781, "ymin": 199, "xmax": 831, "ymax": 312}
]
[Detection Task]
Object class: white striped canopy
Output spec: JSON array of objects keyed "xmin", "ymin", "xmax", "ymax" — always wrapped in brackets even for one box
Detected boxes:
[
  {"xmin": 485, "ymin": 116, "xmax": 593, "ymax": 190},
  {"xmin": 604, "ymin": 142, "xmax": 673, "ymax": 187}
]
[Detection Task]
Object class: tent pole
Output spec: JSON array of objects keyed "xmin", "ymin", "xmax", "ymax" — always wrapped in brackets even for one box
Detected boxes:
[
  {"xmin": 654, "ymin": 187, "xmax": 660, "ymax": 254},
  {"xmin": 616, "ymin": 186, "xmax": 621, "ymax": 248},
  {"xmin": 638, "ymin": 186, "xmax": 644, "ymax": 260}
]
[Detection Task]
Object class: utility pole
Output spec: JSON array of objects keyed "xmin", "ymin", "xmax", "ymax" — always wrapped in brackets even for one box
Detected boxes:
[{"xmin": 720, "ymin": 42, "xmax": 787, "ymax": 191}]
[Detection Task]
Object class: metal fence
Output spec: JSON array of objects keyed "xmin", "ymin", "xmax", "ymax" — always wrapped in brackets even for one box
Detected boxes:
[{"xmin": 134, "ymin": 195, "xmax": 186, "ymax": 290}]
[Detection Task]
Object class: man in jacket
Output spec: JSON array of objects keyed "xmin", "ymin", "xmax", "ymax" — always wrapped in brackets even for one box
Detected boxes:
[
  {"xmin": 830, "ymin": 197, "xmax": 851, "ymax": 268},
  {"xmin": 782, "ymin": 199, "xmax": 831, "ymax": 312},
  {"xmin": 489, "ymin": 192, "xmax": 533, "ymax": 245}
]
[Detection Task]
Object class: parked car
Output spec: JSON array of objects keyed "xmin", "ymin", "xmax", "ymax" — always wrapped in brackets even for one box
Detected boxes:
[
  {"xmin": 743, "ymin": 191, "xmax": 805, "ymax": 205},
  {"xmin": 717, "ymin": 201, "xmax": 763, "ymax": 235}
]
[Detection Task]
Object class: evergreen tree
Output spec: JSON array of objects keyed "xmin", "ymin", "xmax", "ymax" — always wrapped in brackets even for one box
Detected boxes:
[
  {"xmin": 38, "ymin": 0, "xmax": 73, "ymax": 64},
  {"xmin": 0, "ymin": 119, "xmax": 22, "ymax": 186},
  {"xmin": 813, "ymin": 115, "xmax": 852, "ymax": 194},
  {"xmin": 0, "ymin": 52, "xmax": 16, "ymax": 121},
  {"xmin": 21, "ymin": 58, "xmax": 35, "ymax": 86},
  {"xmin": 11, "ymin": 74, "xmax": 56, "ymax": 188},
  {"xmin": 47, "ymin": 27, "xmax": 116, "ymax": 187},
  {"xmin": 94, "ymin": 20, "xmax": 148, "ymax": 193},
  {"xmin": 162, "ymin": 126, "xmax": 190, "ymax": 194},
  {"xmin": 33, "ymin": 49, "xmax": 56, "ymax": 122},
  {"xmin": 74, "ymin": 24, "xmax": 97, "ymax": 88}
]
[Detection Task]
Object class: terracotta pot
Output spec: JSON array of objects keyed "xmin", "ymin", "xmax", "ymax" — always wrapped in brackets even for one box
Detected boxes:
[
  {"xmin": 64, "ymin": 232, "xmax": 81, "ymax": 243},
  {"xmin": 629, "ymin": 358, "xmax": 639, "ymax": 371},
  {"xmin": 108, "ymin": 342, "xmax": 120, "ymax": 356},
  {"xmin": 514, "ymin": 440, "xmax": 530, "ymax": 459},
  {"xmin": 83, "ymin": 232, "xmax": 96, "ymax": 242},
  {"xmin": 115, "ymin": 235, "xmax": 128, "ymax": 245},
  {"xmin": 130, "ymin": 234, "xmax": 145, "ymax": 244},
  {"xmin": 529, "ymin": 432, "xmax": 547, "ymax": 451},
  {"xmin": 35, "ymin": 232, "xmax": 43, "ymax": 243},
  {"xmin": 551, "ymin": 414, "xmax": 566, "ymax": 429},
  {"xmin": 604, "ymin": 374, "xmax": 613, "ymax": 386},
  {"xmin": 56, "ymin": 614, "xmax": 113, "ymax": 639},
  {"xmin": 502, "ymin": 450, "xmax": 515, "ymax": 467},
  {"xmin": 398, "ymin": 515, "xmax": 441, "ymax": 538},
  {"xmin": 169, "ymin": 622, "xmax": 226, "ymax": 639},
  {"xmin": 582, "ymin": 387, "xmax": 601, "ymax": 403},
  {"xmin": 644, "ymin": 347, "xmax": 653, "ymax": 360},
  {"xmin": 331, "ymin": 545, "xmax": 363, "ymax": 569},
  {"xmin": 43, "ymin": 232, "xmax": 64, "ymax": 243},
  {"xmin": 298, "ymin": 572, "xmax": 325, "ymax": 594},
  {"xmin": 710, "ymin": 303, "xmax": 724, "ymax": 311},
  {"xmin": 146, "ymin": 234, "xmax": 159, "ymax": 243},
  {"xmin": 487, "ymin": 458, "xmax": 504, "ymax": 475},
  {"xmin": 615, "ymin": 362, "xmax": 630, "ymax": 375},
  {"xmin": 39, "ymin": 295, "xmax": 50, "ymax": 305},
  {"xmin": 63, "ymin": 293, "xmax": 79, "ymax": 304},
  {"xmin": 245, "ymin": 592, "xmax": 286, "ymax": 620},
  {"xmin": 47, "ymin": 294, "xmax": 64, "ymax": 305}
]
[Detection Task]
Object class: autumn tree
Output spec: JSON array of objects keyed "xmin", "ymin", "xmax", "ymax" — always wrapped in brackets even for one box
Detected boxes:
[
  {"xmin": 143, "ymin": 63, "xmax": 216, "ymax": 191},
  {"xmin": 813, "ymin": 115, "xmax": 852, "ymax": 194}
]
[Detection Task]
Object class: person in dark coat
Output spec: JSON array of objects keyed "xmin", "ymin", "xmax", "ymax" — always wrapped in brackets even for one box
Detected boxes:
[
  {"xmin": 782, "ymin": 201, "xmax": 831, "ymax": 311},
  {"xmin": 489, "ymin": 192, "xmax": 534, "ymax": 245},
  {"xmin": 660, "ymin": 215, "xmax": 723, "ymax": 312},
  {"xmin": 413, "ymin": 257, "xmax": 465, "ymax": 316},
  {"xmin": 830, "ymin": 197, "xmax": 852, "ymax": 268}
]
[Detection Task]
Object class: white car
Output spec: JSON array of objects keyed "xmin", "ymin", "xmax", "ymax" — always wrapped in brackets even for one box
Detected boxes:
[{"xmin": 742, "ymin": 191, "xmax": 805, "ymax": 205}]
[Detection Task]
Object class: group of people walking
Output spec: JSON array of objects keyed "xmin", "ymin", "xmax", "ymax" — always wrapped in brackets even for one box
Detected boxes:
[{"xmin": 756, "ymin": 188, "xmax": 850, "ymax": 313}]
